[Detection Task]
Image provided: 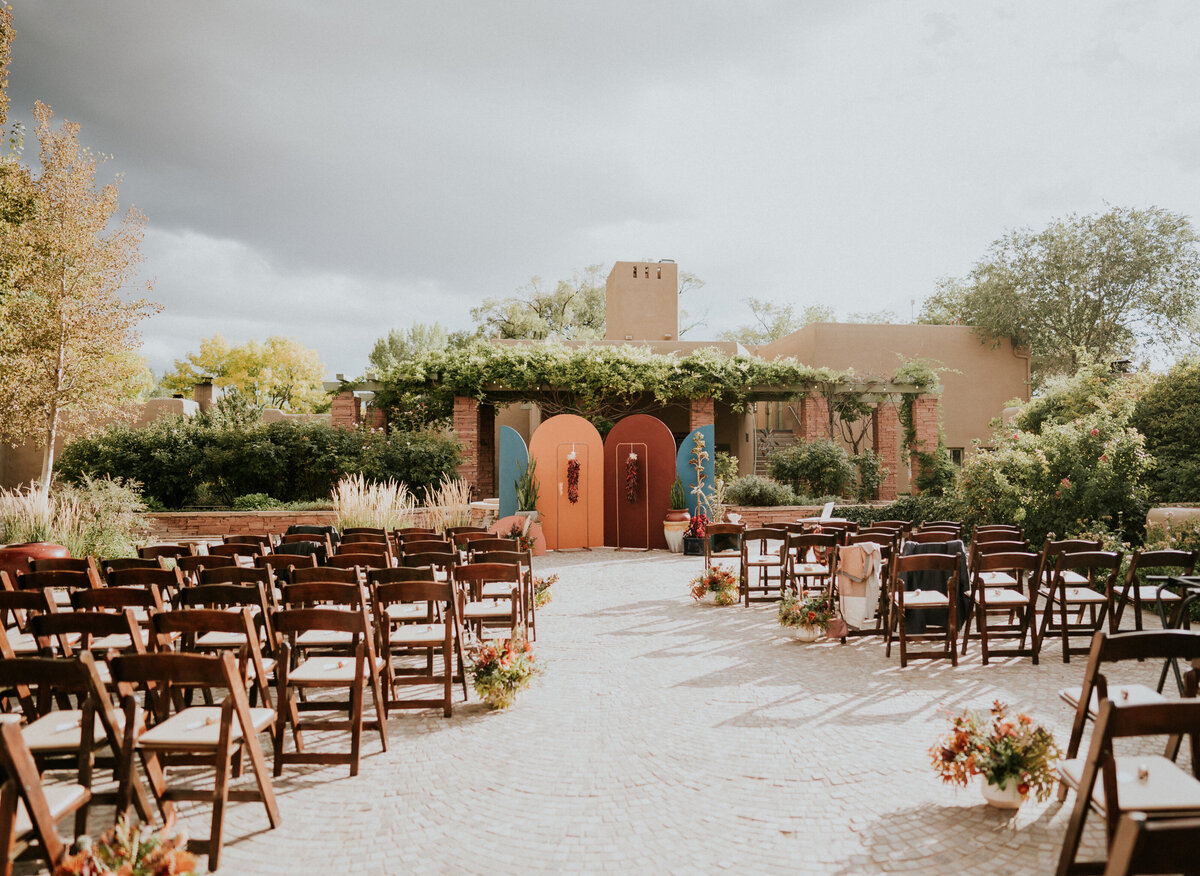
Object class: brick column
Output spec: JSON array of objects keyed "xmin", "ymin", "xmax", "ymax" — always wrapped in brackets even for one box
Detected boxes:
[
  {"xmin": 907, "ymin": 396, "xmax": 941, "ymax": 495},
  {"xmin": 797, "ymin": 395, "xmax": 829, "ymax": 441},
  {"xmin": 453, "ymin": 396, "xmax": 479, "ymax": 492},
  {"xmin": 478, "ymin": 403, "xmax": 496, "ymax": 497},
  {"xmin": 365, "ymin": 404, "xmax": 387, "ymax": 430},
  {"xmin": 688, "ymin": 398, "xmax": 715, "ymax": 431},
  {"xmin": 871, "ymin": 402, "xmax": 900, "ymax": 501},
  {"xmin": 331, "ymin": 390, "xmax": 361, "ymax": 429}
]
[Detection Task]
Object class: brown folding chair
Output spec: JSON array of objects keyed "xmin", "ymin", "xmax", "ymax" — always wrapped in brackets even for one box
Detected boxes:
[
  {"xmin": 740, "ymin": 528, "xmax": 787, "ymax": 606},
  {"xmin": 138, "ymin": 544, "xmax": 195, "ymax": 560},
  {"xmin": 99, "ymin": 557, "xmax": 165, "ymax": 580},
  {"xmin": 26, "ymin": 556, "xmax": 102, "ymax": 587},
  {"xmin": 401, "ymin": 539, "xmax": 456, "ymax": 557},
  {"xmin": 110, "ymin": 651, "xmax": 280, "ymax": 871},
  {"xmin": 1056, "ymin": 699, "xmax": 1200, "ymax": 876},
  {"xmin": 466, "ymin": 537, "xmax": 519, "ymax": 560},
  {"xmin": 885, "ymin": 553, "xmax": 959, "ymax": 668},
  {"xmin": 959, "ymin": 551, "xmax": 1040, "ymax": 664},
  {"xmin": 1112, "ymin": 550, "xmax": 1198, "ymax": 632},
  {"xmin": 784, "ymin": 532, "xmax": 838, "ymax": 598},
  {"xmin": 1035, "ymin": 551, "xmax": 1124, "ymax": 663},
  {"xmin": 400, "ymin": 551, "xmax": 458, "ymax": 581},
  {"xmin": 10, "ymin": 570, "xmax": 97, "ymax": 612},
  {"xmin": 205, "ymin": 542, "xmax": 262, "ymax": 562},
  {"xmin": 271, "ymin": 604, "xmax": 388, "ymax": 777},
  {"xmin": 1101, "ymin": 810, "xmax": 1200, "ymax": 876},
  {"xmin": 369, "ymin": 569, "xmax": 466, "ymax": 716},
  {"xmin": 278, "ymin": 531, "xmax": 333, "ymax": 556},
  {"xmin": 704, "ymin": 523, "xmax": 744, "ymax": 570},
  {"xmin": 472, "ymin": 550, "xmax": 536, "ymax": 639},
  {"xmin": 453, "ymin": 563, "xmax": 521, "ymax": 640},
  {"xmin": 152, "ymin": 606, "xmax": 275, "ymax": 709},
  {"xmin": 104, "ymin": 566, "xmax": 186, "ymax": 605},
  {"xmin": 176, "ymin": 554, "xmax": 237, "ymax": 581},
  {"xmin": 223, "ymin": 533, "xmax": 275, "ymax": 550}
]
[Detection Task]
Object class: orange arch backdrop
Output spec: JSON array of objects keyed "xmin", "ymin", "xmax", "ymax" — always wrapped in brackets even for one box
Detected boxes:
[
  {"xmin": 603, "ymin": 415, "xmax": 676, "ymax": 549},
  {"xmin": 528, "ymin": 414, "xmax": 604, "ymax": 550}
]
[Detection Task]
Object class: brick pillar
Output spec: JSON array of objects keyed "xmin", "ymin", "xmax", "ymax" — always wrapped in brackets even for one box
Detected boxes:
[
  {"xmin": 331, "ymin": 391, "xmax": 361, "ymax": 429},
  {"xmin": 797, "ymin": 395, "xmax": 829, "ymax": 441},
  {"xmin": 453, "ymin": 396, "xmax": 479, "ymax": 492},
  {"xmin": 872, "ymin": 402, "xmax": 900, "ymax": 501},
  {"xmin": 907, "ymin": 396, "xmax": 941, "ymax": 495},
  {"xmin": 688, "ymin": 398, "xmax": 715, "ymax": 432},
  {"xmin": 366, "ymin": 404, "xmax": 387, "ymax": 430},
  {"xmin": 478, "ymin": 403, "xmax": 496, "ymax": 497}
]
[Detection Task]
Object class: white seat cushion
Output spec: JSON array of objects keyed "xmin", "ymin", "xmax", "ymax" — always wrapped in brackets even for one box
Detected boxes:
[
  {"xmin": 288, "ymin": 656, "xmax": 385, "ymax": 684},
  {"xmin": 1058, "ymin": 684, "xmax": 1164, "ymax": 717},
  {"xmin": 463, "ymin": 601, "xmax": 513, "ymax": 620},
  {"xmin": 138, "ymin": 705, "xmax": 275, "ymax": 748},
  {"xmin": 196, "ymin": 630, "xmax": 249, "ymax": 648},
  {"xmin": 1040, "ymin": 586, "xmax": 1107, "ymax": 605},
  {"xmin": 389, "ymin": 624, "xmax": 449, "ymax": 646},
  {"xmin": 245, "ymin": 657, "xmax": 277, "ymax": 679},
  {"xmin": 895, "ymin": 589, "xmax": 949, "ymax": 607},
  {"xmin": 1059, "ymin": 755, "xmax": 1200, "ymax": 814},
  {"xmin": 22, "ymin": 709, "xmax": 126, "ymax": 752},
  {"xmin": 13, "ymin": 782, "xmax": 89, "ymax": 837},
  {"xmin": 978, "ymin": 588, "xmax": 1029, "ymax": 607},
  {"xmin": 480, "ymin": 583, "xmax": 518, "ymax": 599},
  {"xmin": 793, "ymin": 564, "xmax": 830, "ymax": 576},
  {"xmin": 295, "ymin": 629, "xmax": 355, "ymax": 647},
  {"xmin": 385, "ymin": 603, "xmax": 427, "ymax": 621},
  {"xmin": 89, "ymin": 629, "xmax": 151, "ymax": 651},
  {"xmin": 978, "ymin": 571, "xmax": 1018, "ymax": 587},
  {"xmin": 1124, "ymin": 585, "xmax": 1181, "ymax": 603}
]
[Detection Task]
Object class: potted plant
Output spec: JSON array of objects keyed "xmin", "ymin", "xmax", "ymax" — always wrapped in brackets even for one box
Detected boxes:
[
  {"xmin": 56, "ymin": 816, "xmax": 197, "ymax": 874},
  {"xmin": 689, "ymin": 565, "xmax": 739, "ymax": 605},
  {"xmin": 778, "ymin": 593, "xmax": 834, "ymax": 641},
  {"xmin": 514, "ymin": 459, "xmax": 539, "ymax": 521},
  {"xmin": 682, "ymin": 511, "xmax": 708, "ymax": 556},
  {"xmin": 663, "ymin": 476, "xmax": 690, "ymax": 553},
  {"xmin": 468, "ymin": 634, "xmax": 537, "ymax": 710},
  {"xmin": 930, "ymin": 700, "xmax": 1061, "ymax": 809}
]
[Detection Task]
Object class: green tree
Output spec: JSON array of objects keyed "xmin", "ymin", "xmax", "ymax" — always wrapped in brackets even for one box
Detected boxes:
[
  {"xmin": 718, "ymin": 298, "xmax": 834, "ymax": 346},
  {"xmin": 161, "ymin": 334, "xmax": 328, "ymax": 412},
  {"xmin": 368, "ymin": 322, "xmax": 450, "ymax": 373},
  {"xmin": 472, "ymin": 265, "xmax": 607, "ymax": 339},
  {"xmin": 1131, "ymin": 359, "xmax": 1200, "ymax": 502},
  {"xmin": 0, "ymin": 102, "xmax": 157, "ymax": 490},
  {"xmin": 920, "ymin": 207, "xmax": 1200, "ymax": 386}
]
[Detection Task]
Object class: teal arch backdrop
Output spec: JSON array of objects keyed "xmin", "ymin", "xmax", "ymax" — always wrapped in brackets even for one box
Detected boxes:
[
  {"xmin": 675, "ymin": 425, "xmax": 715, "ymax": 517},
  {"xmin": 498, "ymin": 426, "xmax": 529, "ymax": 518}
]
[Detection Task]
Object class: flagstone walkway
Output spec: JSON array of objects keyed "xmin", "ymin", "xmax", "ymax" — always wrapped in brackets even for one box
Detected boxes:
[{"xmin": 105, "ymin": 550, "xmax": 1162, "ymax": 873}]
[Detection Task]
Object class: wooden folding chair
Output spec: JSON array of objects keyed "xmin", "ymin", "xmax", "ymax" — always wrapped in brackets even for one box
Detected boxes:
[
  {"xmin": 104, "ymin": 566, "xmax": 186, "ymax": 605},
  {"xmin": 740, "ymin": 528, "xmax": 788, "ymax": 606},
  {"xmin": 0, "ymin": 719, "xmax": 90, "ymax": 876},
  {"xmin": 31, "ymin": 608, "xmax": 147, "ymax": 664},
  {"xmin": 466, "ymin": 537, "xmax": 519, "ymax": 560},
  {"xmin": 704, "ymin": 523, "xmax": 743, "ymax": 571},
  {"xmin": 453, "ymin": 563, "xmax": 522, "ymax": 641},
  {"xmin": 110, "ymin": 651, "xmax": 280, "ymax": 871},
  {"xmin": 473, "ymin": 549, "xmax": 536, "ymax": 639},
  {"xmin": 784, "ymin": 532, "xmax": 838, "ymax": 598},
  {"xmin": 138, "ymin": 544, "xmax": 195, "ymax": 561},
  {"xmin": 223, "ymin": 533, "xmax": 275, "ymax": 550},
  {"xmin": 401, "ymin": 540, "xmax": 456, "ymax": 558},
  {"xmin": 99, "ymin": 557, "xmax": 165, "ymax": 579},
  {"xmin": 271, "ymin": 604, "xmax": 388, "ymax": 777},
  {"xmin": 1101, "ymin": 810, "xmax": 1200, "ymax": 876},
  {"xmin": 1035, "ymin": 550, "xmax": 1124, "ymax": 664},
  {"xmin": 959, "ymin": 551, "xmax": 1040, "ymax": 665},
  {"xmin": 153, "ymin": 607, "xmax": 276, "ymax": 709},
  {"xmin": 401, "ymin": 551, "xmax": 458, "ymax": 582},
  {"xmin": 1056, "ymin": 699, "xmax": 1200, "ymax": 876},
  {"xmin": 205, "ymin": 542, "xmax": 262, "ymax": 563},
  {"xmin": 10, "ymin": 570, "xmax": 97, "ymax": 612},
  {"xmin": 885, "ymin": 553, "xmax": 959, "ymax": 668},
  {"xmin": 175, "ymin": 554, "xmax": 237, "ymax": 583},
  {"xmin": 26, "ymin": 556, "xmax": 102, "ymax": 588},
  {"xmin": 369, "ymin": 569, "xmax": 466, "ymax": 716},
  {"xmin": 1112, "ymin": 550, "xmax": 1198, "ymax": 633}
]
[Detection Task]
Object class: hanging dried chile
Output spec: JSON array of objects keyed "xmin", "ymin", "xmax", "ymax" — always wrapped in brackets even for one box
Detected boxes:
[
  {"xmin": 625, "ymin": 453, "xmax": 639, "ymax": 503},
  {"xmin": 567, "ymin": 457, "xmax": 581, "ymax": 503}
]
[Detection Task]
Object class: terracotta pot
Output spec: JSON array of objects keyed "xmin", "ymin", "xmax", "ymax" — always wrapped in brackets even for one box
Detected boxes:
[
  {"xmin": 664, "ymin": 509, "xmax": 690, "ymax": 523},
  {"xmin": 0, "ymin": 542, "xmax": 70, "ymax": 583}
]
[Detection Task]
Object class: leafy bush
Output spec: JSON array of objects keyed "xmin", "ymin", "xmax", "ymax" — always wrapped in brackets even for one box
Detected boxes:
[
  {"xmin": 57, "ymin": 417, "xmax": 461, "ymax": 509},
  {"xmin": 851, "ymin": 449, "xmax": 886, "ymax": 502},
  {"xmin": 1131, "ymin": 359, "xmax": 1200, "ymax": 502},
  {"xmin": 769, "ymin": 438, "xmax": 855, "ymax": 497},
  {"xmin": 957, "ymin": 413, "xmax": 1151, "ymax": 546},
  {"xmin": 0, "ymin": 477, "xmax": 147, "ymax": 557},
  {"xmin": 835, "ymin": 494, "xmax": 965, "ymax": 528},
  {"xmin": 231, "ymin": 493, "xmax": 283, "ymax": 511},
  {"xmin": 724, "ymin": 475, "xmax": 799, "ymax": 507},
  {"xmin": 714, "ymin": 451, "xmax": 739, "ymax": 485},
  {"xmin": 914, "ymin": 444, "xmax": 958, "ymax": 497},
  {"xmin": 1014, "ymin": 363, "xmax": 1153, "ymax": 434}
]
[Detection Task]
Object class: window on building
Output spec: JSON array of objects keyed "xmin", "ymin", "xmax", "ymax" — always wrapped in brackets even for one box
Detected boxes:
[{"xmin": 948, "ymin": 447, "xmax": 964, "ymax": 466}]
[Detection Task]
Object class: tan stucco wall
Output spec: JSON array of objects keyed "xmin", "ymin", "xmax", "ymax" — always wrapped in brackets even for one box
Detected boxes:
[
  {"xmin": 753, "ymin": 323, "xmax": 1031, "ymax": 489},
  {"xmin": 605, "ymin": 261, "xmax": 679, "ymax": 342}
]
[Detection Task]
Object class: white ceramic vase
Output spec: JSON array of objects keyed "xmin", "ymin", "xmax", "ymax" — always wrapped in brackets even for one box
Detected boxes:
[
  {"xmin": 789, "ymin": 624, "xmax": 821, "ymax": 642},
  {"xmin": 981, "ymin": 778, "xmax": 1025, "ymax": 809}
]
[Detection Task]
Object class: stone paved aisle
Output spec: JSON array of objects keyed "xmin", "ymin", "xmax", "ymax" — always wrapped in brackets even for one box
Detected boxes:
[{"xmin": 109, "ymin": 550, "xmax": 1146, "ymax": 873}]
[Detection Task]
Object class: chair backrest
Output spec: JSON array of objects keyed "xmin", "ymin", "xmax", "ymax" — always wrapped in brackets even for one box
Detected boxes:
[
  {"xmin": 847, "ymin": 530, "xmax": 895, "ymax": 547},
  {"xmin": 906, "ymin": 530, "xmax": 960, "ymax": 545},
  {"xmin": 922, "ymin": 520, "xmax": 962, "ymax": 531},
  {"xmin": 290, "ymin": 565, "xmax": 358, "ymax": 585},
  {"xmin": 176, "ymin": 554, "xmax": 237, "ymax": 575},
  {"xmin": 1052, "ymin": 550, "xmax": 1124, "ymax": 586},
  {"xmin": 973, "ymin": 528, "xmax": 1023, "ymax": 544},
  {"xmin": 466, "ymin": 538, "xmax": 519, "ymax": 556},
  {"xmin": 472, "ymin": 550, "xmax": 534, "ymax": 571},
  {"xmin": 972, "ymin": 551, "xmax": 1039, "ymax": 580},
  {"xmin": 105, "ymin": 566, "xmax": 184, "ymax": 595},
  {"xmin": 870, "ymin": 520, "xmax": 910, "ymax": 533},
  {"xmin": 271, "ymin": 606, "xmax": 369, "ymax": 640},
  {"xmin": 279, "ymin": 532, "xmax": 332, "ymax": 548},
  {"xmin": 1104, "ymin": 811, "xmax": 1200, "ymax": 876},
  {"xmin": 271, "ymin": 541, "xmax": 327, "ymax": 564},
  {"xmin": 107, "ymin": 650, "xmax": 259, "ymax": 734},
  {"xmin": 282, "ymin": 581, "xmax": 363, "ymax": 608},
  {"xmin": 341, "ymin": 532, "xmax": 389, "ymax": 546},
  {"xmin": 199, "ymin": 565, "xmax": 274, "ymax": 589},
  {"xmin": 370, "ymin": 577, "xmax": 454, "ymax": 613},
  {"xmin": 151, "ymin": 608, "xmax": 269, "ymax": 698},
  {"xmin": 99, "ymin": 557, "xmax": 164, "ymax": 576},
  {"xmin": 71, "ymin": 584, "xmax": 164, "ymax": 613},
  {"xmin": 0, "ymin": 586, "xmax": 57, "ymax": 642},
  {"xmin": 785, "ymin": 532, "xmax": 839, "ymax": 552},
  {"xmin": 1125, "ymin": 549, "xmax": 1198, "ymax": 586},
  {"xmin": 393, "ymin": 527, "xmax": 437, "ymax": 543},
  {"xmin": 401, "ymin": 539, "xmax": 455, "ymax": 556},
  {"xmin": 342, "ymin": 527, "xmax": 387, "ymax": 537},
  {"xmin": 12, "ymin": 569, "xmax": 96, "ymax": 592},
  {"xmin": 137, "ymin": 543, "xmax": 195, "ymax": 560},
  {"xmin": 367, "ymin": 566, "xmax": 437, "ymax": 586},
  {"xmin": 27, "ymin": 556, "xmax": 100, "ymax": 581},
  {"xmin": 326, "ymin": 553, "xmax": 387, "ymax": 571},
  {"xmin": 973, "ymin": 540, "xmax": 1028, "ymax": 556},
  {"xmin": 453, "ymin": 562, "xmax": 522, "ymax": 601},
  {"xmin": 223, "ymin": 533, "xmax": 274, "ymax": 548},
  {"xmin": 334, "ymin": 541, "xmax": 391, "ymax": 558},
  {"xmin": 445, "ymin": 526, "xmax": 488, "ymax": 538},
  {"xmin": 254, "ymin": 553, "xmax": 317, "ymax": 581},
  {"xmin": 0, "ymin": 718, "xmax": 83, "ymax": 868},
  {"xmin": 206, "ymin": 542, "xmax": 262, "ymax": 560},
  {"xmin": 892, "ymin": 552, "xmax": 960, "ymax": 594},
  {"xmin": 30, "ymin": 608, "xmax": 145, "ymax": 657},
  {"xmin": 401, "ymin": 552, "xmax": 458, "ymax": 575}
]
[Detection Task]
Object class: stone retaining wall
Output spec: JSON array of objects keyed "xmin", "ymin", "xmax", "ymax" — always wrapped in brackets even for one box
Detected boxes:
[{"xmin": 143, "ymin": 507, "xmax": 493, "ymax": 542}]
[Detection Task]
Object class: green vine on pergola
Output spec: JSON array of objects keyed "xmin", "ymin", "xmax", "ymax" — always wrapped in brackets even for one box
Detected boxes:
[{"xmin": 366, "ymin": 342, "xmax": 939, "ymax": 433}]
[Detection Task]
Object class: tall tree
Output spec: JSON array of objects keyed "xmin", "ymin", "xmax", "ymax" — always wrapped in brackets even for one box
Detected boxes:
[
  {"xmin": 0, "ymin": 102, "xmax": 158, "ymax": 489},
  {"xmin": 160, "ymin": 334, "xmax": 328, "ymax": 412},
  {"xmin": 472, "ymin": 265, "xmax": 607, "ymax": 340},
  {"xmin": 367, "ymin": 322, "xmax": 453, "ymax": 373},
  {"xmin": 920, "ymin": 207, "xmax": 1200, "ymax": 385},
  {"xmin": 717, "ymin": 298, "xmax": 834, "ymax": 346}
]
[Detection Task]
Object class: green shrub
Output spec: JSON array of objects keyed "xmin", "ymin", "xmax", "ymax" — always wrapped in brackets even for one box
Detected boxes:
[
  {"xmin": 724, "ymin": 475, "xmax": 799, "ymax": 507},
  {"xmin": 850, "ymin": 449, "xmax": 887, "ymax": 502},
  {"xmin": 231, "ymin": 493, "xmax": 284, "ymax": 511},
  {"xmin": 957, "ymin": 413, "xmax": 1151, "ymax": 546},
  {"xmin": 714, "ymin": 451, "xmax": 739, "ymax": 485},
  {"xmin": 769, "ymin": 438, "xmax": 855, "ymax": 497},
  {"xmin": 914, "ymin": 445, "xmax": 958, "ymax": 497},
  {"xmin": 835, "ymin": 494, "xmax": 964, "ymax": 528},
  {"xmin": 1, "ymin": 477, "xmax": 147, "ymax": 558},
  {"xmin": 1132, "ymin": 359, "xmax": 1200, "ymax": 502},
  {"xmin": 57, "ymin": 417, "xmax": 461, "ymax": 509}
]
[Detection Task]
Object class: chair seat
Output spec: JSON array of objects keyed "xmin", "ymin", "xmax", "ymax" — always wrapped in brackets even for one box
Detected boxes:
[
  {"xmin": 793, "ymin": 563, "xmax": 830, "ymax": 576},
  {"xmin": 745, "ymin": 556, "xmax": 783, "ymax": 568},
  {"xmin": 978, "ymin": 588, "xmax": 1029, "ymax": 607},
  {"xmin": 139, "ymin": 706, "xmax": 275, "ymax": 749},
  {"xmin": 1059, "ymin": 755, "xmax": 1200, "ymax": 814},
  {"xmin": 196, "ymin": 631, "xmax": 249, "ymax": 648},
  {"xmin": 5, "ymin": 630, "xmax": 40, "ymax": 656},
  {"xmin": 89, "ymin": 630, "xmax": 151, "ymax": 651},
  {"xmin": 1123, "ymin": 585, "xmax": 1182, "ymax": 603},
  {"xmin": 13, "ymin": 782, "xmax": 89, "ymax": 838},
  {"xmin": 463, "ymin": 601, "xmax": 514, "ymax": 620},
  {"xmin": 385, "ymin": 603, "xmax": 428, "ymax": 621},
  {"xmin": 480, "ymin": 583, "xmax": 519, "ymax": 599},
  {"xmin": 708, "ymin": 551, "xmax": 740, "ymax": 560},
  {"xmin": 1045, "ymin": 570, "xmax": 1089, "ymax": 586},
  {"xmin": 295, "ymin": 629, "xmax": 355, "ymax": 647},
  {"xmin": 978, "ymin": 571, "xmax": 1018, "ymax": 587},
  {"xmin": 1059, "ymin": 684, "xmax": 1164, "ymax": 718},
  {"xmin": 245, "ymin": 657, "xmax": 277, "ymax": 680},
  {"xmin": 1040, "ymin": 586, "xmax": 1107, "ymax": 605},
  {"xmin": 895, "ymin": 589, "xmax": 949, "ymax": 608},
  {"xmin": 289, "ymin": 656, "xmax": 386, "ymax": 684},
  {"xmin": 22, "ymin": 709, "xmax": 126, "ymax": 753},
  {"xmin": 389, "ymin": 624, "xmax": 450, "ymax": 646}
]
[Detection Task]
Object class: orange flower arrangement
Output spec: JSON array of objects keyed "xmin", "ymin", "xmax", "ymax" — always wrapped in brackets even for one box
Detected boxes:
[
  {"xmin": 55, "ymin": 817, "xmax": 195, "ymax": 875},
  {"xmin": 468, "ymin": 634, "xmax": 537, "ymax": 709}
]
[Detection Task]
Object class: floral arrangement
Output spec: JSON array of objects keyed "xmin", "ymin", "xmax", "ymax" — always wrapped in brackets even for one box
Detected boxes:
[
  {"xmin": 504, "ymin": 522, "xmax": 534, "ymax": 553},
  {"xmin": 566, "ymin": 455, "xmax": 581, "ymax": 504},
  {"xmin": 55, "ymin": 817, "xmax": 196, "ymax": 875},
  {"xmin": 930, "ymin": 700, "xmax": 1061, "ymax": 802},
  {"xmin": 625, "ymin": 452, "xmax": 639, "ymax": 503},
  {"xmin": 469, "ymin": 635, "xmax": 537, "ymax": 709},
  {"xmin": 778, "ymin": 594, "xmax": 835, "ymax": 630},
  {"xmin": 684, "ymin": 511, "xmax": 708, "ymax": 539},
  {"xmin": 533, "ymin": 573, "xmax": 558, "ymax": 608},
  {"xmin": 689, "ymin": 565, "xmax": 739, "ymax": 605}
]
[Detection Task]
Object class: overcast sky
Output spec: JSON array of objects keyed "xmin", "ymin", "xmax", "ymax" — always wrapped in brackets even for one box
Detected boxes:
[{"xmin": 7, "ymin": 2, "xmax": 1200, "ymax": 377}]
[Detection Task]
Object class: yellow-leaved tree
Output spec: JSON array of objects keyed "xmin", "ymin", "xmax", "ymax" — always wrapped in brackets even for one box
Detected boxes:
[
  {"xmin": 0, "ymin": 101, "xmax": 158, "ymax": 491},
  {"xmin": 161, "ymin": 334, "xmax": 328, "ymax": 413}
]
